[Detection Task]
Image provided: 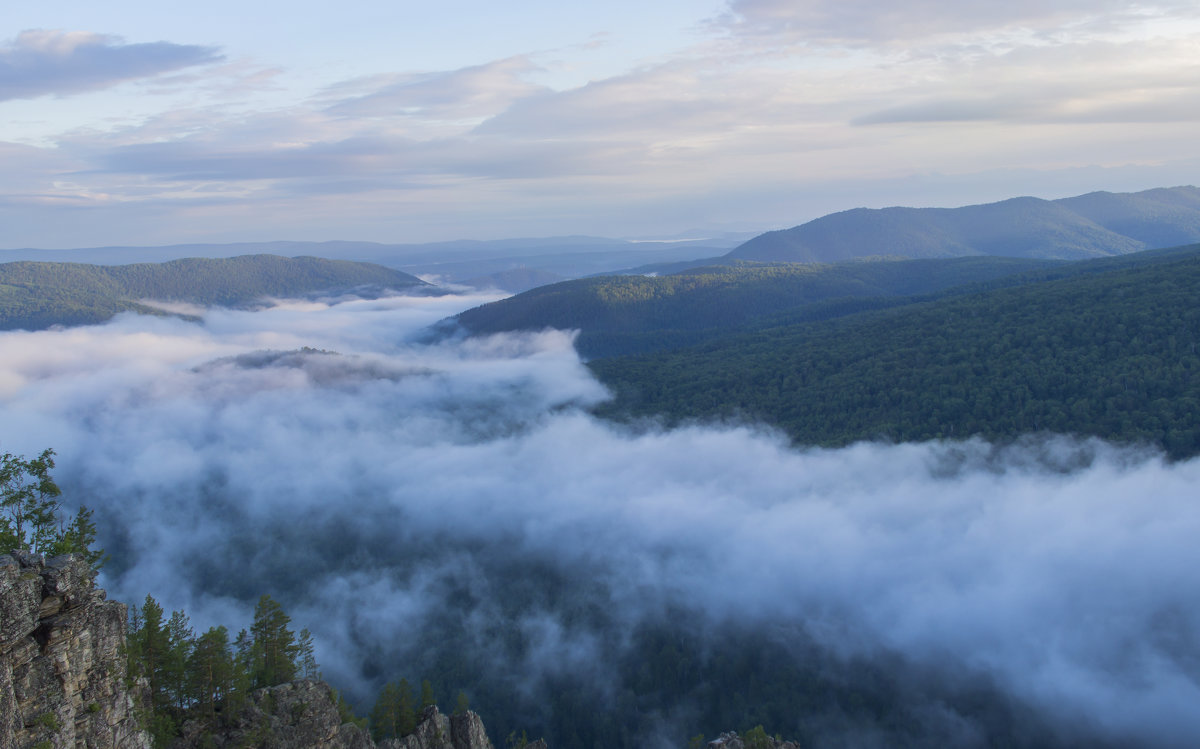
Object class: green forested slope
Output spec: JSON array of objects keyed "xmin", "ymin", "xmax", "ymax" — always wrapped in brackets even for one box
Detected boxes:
[
  {"xmin": 0, "ymin": 255, "xmax": 428, "ymax": 330},
  {"xmin": 591, "ymin": 245, "xmax": 1200, "ymax": 459},
  {"xmin": 455, "ymin": 256, "xmax": 1058, "ymax": 357}
]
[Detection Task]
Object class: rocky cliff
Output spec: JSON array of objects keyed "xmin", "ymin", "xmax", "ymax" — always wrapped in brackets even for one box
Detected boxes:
[
  {"xmin": 171, "ymin": 687, "xmax": 505, "ymax": 749},
  {"xmin": 1, "ymin": 551, "xmax": 539, "ymax": 749},
  {"xmin": 706, "ymin": 731, "xmax": 799, "ymax": 749},
  {"xmin": 1, "ymin": 550, "xmax": 150, "ymax": 749}
]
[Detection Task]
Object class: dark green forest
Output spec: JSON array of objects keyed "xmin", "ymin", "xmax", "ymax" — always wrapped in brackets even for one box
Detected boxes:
[
  {"xmin": 0, "ymin": 254, "xmax": 429, "ymax": 330},
  {"xmin": 455, "ymin": 256, "xmax": 1060, "ymax": 358},
  {"xmin": 590, "ymin": 245, "xmax": 1200, "ymax": 459}
]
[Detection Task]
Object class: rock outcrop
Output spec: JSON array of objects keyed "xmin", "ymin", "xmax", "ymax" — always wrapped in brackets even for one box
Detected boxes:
[
  {"xmin": 377, "ymin": 705, "xmax": 493, "ymax": 749},
  {"xmin": 1, "ymin": 550, "xmax": 540, "ymax": 749},
  {"xmin": 0, "ymin": 550, "xmax": 150, "ymax": 749},
  {"xmin": 172, "ymin": 679, "xmax": 374, "ymax": 749},
  {"xmin": 174, "ymin": 695, "xmax": 504, "ymax": 749},
  {"xmin": 706, "ymin": 731, "xmax": 800, "ymax": 749}
]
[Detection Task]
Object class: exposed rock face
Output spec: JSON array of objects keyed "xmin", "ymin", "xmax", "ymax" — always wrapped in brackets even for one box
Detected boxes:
[
  {"xmin": 706, "ymin": 731, "xmax": 800, "ymax": 749},
  {"xmin": 176, "ymin": 696, "xmax": 507, "ymax": 749},
  {"xmin": 0, "ymin": 551, "xmax": 150, "ymax": 749},
  {"xmin": 172, "ymin": 679, "xmax": 374, "ymax": 749},
  {"xmin": 378, "ymin": 706, "xmax": 494, "ymax": 749}
]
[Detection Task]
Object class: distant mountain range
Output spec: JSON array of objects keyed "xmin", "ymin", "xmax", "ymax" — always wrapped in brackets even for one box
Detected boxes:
[
  {"xmin": 727, "ymin": 186, "xmax": 1200, "ymax": 263},
  {"xmin": 0, "ymin": 254, "xmax": 427, "ymax": 330},
  {"xmin": 0, "ymin": 234, "xmax": 753, "ymax": 286}
]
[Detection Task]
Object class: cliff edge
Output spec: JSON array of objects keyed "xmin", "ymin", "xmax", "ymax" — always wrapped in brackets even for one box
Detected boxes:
[{"xmin": 1, "ymin": 550, "xmax": 150, "ymax": 749}]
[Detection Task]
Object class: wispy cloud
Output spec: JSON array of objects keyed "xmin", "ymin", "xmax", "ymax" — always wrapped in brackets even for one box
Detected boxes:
[
  {"xmin": 712, "ymin": 0, "xmax": 1200, "ymax": 47},
  {"xmin": 4, "ymin": 3, "xmax": 1200, "ymax": 246},
  {"xmin": 323, "ymin": 56, "xmax": 547, "ymax": 123},
  {"xmin": 0, "ymin": 29, "xmax": 222, "ymax": 102}
]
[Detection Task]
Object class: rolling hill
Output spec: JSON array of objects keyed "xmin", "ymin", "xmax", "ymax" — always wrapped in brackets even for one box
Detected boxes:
[
  {"xmin": 453, "ymin": 256, "xmax": 1061, "ymax": 357},
  {"xmin": 590, "ymin": 243, "xmax": 1200, "ymax": 459},
  {"xmin": 0, "ymin": 254, "xmax": 429, "ymax": 330},
  {"xmin": 727, "ymin": 186, "xmax": 1200, "ymax": 263}
]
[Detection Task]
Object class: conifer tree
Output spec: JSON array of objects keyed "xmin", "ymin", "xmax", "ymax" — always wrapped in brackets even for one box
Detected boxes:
[
  {"xmin": 297, "ymin": 628, "xmax": 319, "ymax": 679},
  {"xmin": 129, "ymin": 596, "xmax": 169, "ymax": 708},
  {"xmin": 397, "ymin": 678, "xmax": 416, "ymax": 735},
  {"xmin": 248, "ymin": 594, "xmax": 299, "ymax": 687},
  {"xmin": 419, "ymin": 679, "xmax": 436, "ymax": 712},
  {"xmin": 187, "ymin": 626, "xmax": 234, "ymax": 719},
  {"xmin": 370, "ymin": 681, "xmax": 401, "ymax": 741},
  {"xmin": 164, "ymin": 610, "xmax": 194, "ymax": 711}
]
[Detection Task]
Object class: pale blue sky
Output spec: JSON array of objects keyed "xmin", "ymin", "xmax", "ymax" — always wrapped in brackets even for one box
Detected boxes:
[{"xmin": 3, "ymin": 0, "xmax": 1199, "ymax": 248}]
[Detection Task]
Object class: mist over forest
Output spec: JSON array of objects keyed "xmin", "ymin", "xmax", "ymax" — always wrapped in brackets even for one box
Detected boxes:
[{"xmin": 2, "ymin": 291, "xmax": 1199, "ymax": 748}]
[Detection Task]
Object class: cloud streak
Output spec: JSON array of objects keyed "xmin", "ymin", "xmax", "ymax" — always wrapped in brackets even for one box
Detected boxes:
[
  {"xmin": 2, "ymin": 296, "xmax": 1199, "ymax": 745},
  {"xmin": 3, "ymin": 3, "xmax": 1200, "ymax": 247},
  {"xmin": 714, "ymin": 0, "xmax": 1200, "ymax": 47},
  {"xmin": 0, "ymin": 29, "xmax": 221, "ymax": 102}
]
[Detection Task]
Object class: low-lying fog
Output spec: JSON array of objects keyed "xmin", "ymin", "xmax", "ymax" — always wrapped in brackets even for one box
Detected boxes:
[{"xmin": 2, "ymin": 292, "xmax": 1197, "ymax": 747}]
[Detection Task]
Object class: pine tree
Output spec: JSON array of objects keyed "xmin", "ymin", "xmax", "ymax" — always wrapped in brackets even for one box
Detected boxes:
[
  {"xmin": 370, "ymin": 681, "xmax": 400, "ymax": 741},
  {"xmin": 164, "ymin": 610, "xmax": 194, "ymax": 711},
  {"xmin": 130, "ymin": 596, "xmax": 170, "ymax": 708},
  {"xmin": 296, "ymin": 628, "xmax": 319, "ymax": 679},
  {"xmin": 397, "ymin": 678, "xmax": 416, "ymax": 735},
  {"xmin": 419, "ymin": 679, "xmax": 436, "ymax": 712},
  {"xmin": 187, "ymin": 626, "xmax": 234, "ymax": 719},
  {"xmin": 248, "ymin": 594, "xmax": 299, "ymax": 688},
  {"xmin": 47, "ymin": 505, "xmax": 107, "ymax": 570}
]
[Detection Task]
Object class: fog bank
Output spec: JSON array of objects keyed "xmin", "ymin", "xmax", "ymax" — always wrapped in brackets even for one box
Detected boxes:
[{"xmin": 1, "ymin": 295, "xmax": 1197, "ymax": 747}]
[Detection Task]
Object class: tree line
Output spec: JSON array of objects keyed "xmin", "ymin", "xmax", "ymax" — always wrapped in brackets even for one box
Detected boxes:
[{"xmin": 126, "ymin": 593, "xmax": 323, "ymax": 745}]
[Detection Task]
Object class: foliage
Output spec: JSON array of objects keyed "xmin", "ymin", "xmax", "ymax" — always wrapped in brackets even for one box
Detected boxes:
[
  {"xmin": 592, "ymin": 245, "xmax": 1200, "ymax": 459},
  {"xmin": 1, "ymin": 448, "xmax": 105, "ymax": 569},
  {"xmin": 248, "ymin": 594, "xmax": 300, "ymax": 688},
  {"xmin": 126, "ymin": 593, "xmax": 320, "ymax": 748},
  {"xmin": 455, "ymin": 256, "xmax": 1061, "ymax": 358},
  {"xmin": 454, "ymin": 690, "xmax": 470, "ymax": 716},
  {"xmin": 741, "ymin": 725, "xmax": 772, "ymax": 749},
  {"xmin": 0, "ymin": 254, "xmax": 427, "ymax": 331}
]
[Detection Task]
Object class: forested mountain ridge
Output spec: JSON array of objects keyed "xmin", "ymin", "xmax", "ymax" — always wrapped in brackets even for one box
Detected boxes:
[
  {"xmin": 453, "ymin": 256, "xmax": 1059, "ymax": 358},
  {"xmin": 727, "ymin": 185, "xmax": 1200, "ymax": 263},
  {"xmin": 591, "ymin": 243, "xmax": 1200, "ymax": 459},
  {"xmin": 0, "ymin": 254, "xmax": 430, "ymax": 330}
]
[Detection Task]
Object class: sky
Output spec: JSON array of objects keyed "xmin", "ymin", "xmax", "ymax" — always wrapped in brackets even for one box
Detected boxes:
[{"xmin": 3, "ymin": 0, "xmax": 1200, "ymax": 248}]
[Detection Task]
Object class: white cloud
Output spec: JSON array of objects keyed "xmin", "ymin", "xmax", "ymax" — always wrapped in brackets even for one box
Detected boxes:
[
  {"xmin": 323, "ymin": 56, "xmax": 547, "ymax": 124},
  {"xmin": 3, "ymin": 4, "xmax": 1200, "ymax": 246},
  {"xmin": 2, "ymin": 297, "xmax": 1200, "ymax": 745},
  {"xmin": 0, "ymin": 29, "xmax": 221, "ymax": 101},
  {"xmin": 714, "ymin": 0, "xmax": 1200, "ymax": 47}
]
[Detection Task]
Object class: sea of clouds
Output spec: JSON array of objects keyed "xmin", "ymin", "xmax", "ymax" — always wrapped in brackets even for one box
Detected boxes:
[{"xmin": 2, "ymin": 292, "xmax": 1198, "ymax": 747}]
